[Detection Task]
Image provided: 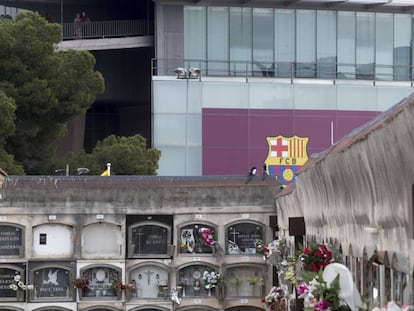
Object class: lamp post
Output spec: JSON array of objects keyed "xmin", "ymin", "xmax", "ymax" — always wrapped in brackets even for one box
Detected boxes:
[{"xmin": 174, "ymin": 67, "xmax": 201, "ymax": 175}]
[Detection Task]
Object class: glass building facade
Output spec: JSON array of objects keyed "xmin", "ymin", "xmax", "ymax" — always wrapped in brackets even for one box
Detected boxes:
[
  {"xmin": 153, "ymin": 3, "xmax": 414, "ymax": 176},
  {"xmin": 183, "ymin": 6, "xmax": 413, "ymax": 81}
]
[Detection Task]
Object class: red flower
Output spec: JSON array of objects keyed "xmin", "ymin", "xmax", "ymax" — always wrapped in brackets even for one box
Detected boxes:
[
  {"xmin": 303, "ymin": 248, "xmax": 312, "ymax": 255},
  {"xmin": 315, "ymin": 249, "xmax": 323, "ymax": 258}
]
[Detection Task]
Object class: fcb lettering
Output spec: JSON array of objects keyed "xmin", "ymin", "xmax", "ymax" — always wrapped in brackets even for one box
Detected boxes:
[{"xmin": 264, "ymin": 135, "xmax": 309, "ymax": 185}]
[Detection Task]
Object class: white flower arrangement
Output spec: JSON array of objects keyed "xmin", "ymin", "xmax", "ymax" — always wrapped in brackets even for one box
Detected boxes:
[
  {"xmin": 202, "ymin": 269, "xmax": 223, "ymax": 289},
  {"xmin": 9, "ymin": 272, "xmax": 33, "ymax": 291}
]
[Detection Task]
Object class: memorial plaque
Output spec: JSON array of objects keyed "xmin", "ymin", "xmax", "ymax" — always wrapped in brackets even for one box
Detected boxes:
[
  {"xmin": 130, "ymin": 223, "xmax": 170, "ymax": 257},
  {"xmin": 0, "ymin": 225, "xmax": 23, "ymax": 257},
  {"xmin": 227, "ymin": 223, "xmax": 263, "ymax": 255},
  {"xmin": 33, "ymin": 267, "xmax": 70, "ymax": 299},
  {"xmin": 0, "ymin": 268, "xmax": 20, "ymax": 298}
]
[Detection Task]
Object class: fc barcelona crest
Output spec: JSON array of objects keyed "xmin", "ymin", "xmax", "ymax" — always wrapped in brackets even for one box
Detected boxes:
[{"xmin": 264, "ymin": 135, "xmax": 309, "ymax": 185}]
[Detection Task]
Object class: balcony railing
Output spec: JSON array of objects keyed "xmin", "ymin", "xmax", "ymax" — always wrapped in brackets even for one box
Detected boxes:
[
  {"xmin": 153, "ymin": 58, "xmax": 414, "ymax": 84},
  {"xmin": 62, "ymin": 19, "xmax": 153, "ymax": 40}
]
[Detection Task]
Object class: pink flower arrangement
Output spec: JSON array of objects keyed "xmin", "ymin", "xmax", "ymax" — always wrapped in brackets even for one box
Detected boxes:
[{"xmin": 199, "ymin": 227, "xmax": 215, "ymax": 245}]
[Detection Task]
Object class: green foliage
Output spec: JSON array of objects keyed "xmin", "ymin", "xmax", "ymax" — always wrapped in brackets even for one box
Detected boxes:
[
  {"xmin": 56, "ymin": 134, "xmax": 161, "ymax": 175},
  {"xmin": 311, "ymin": 272, "xmax": 351, "ymax": 311},
  {"xmin": 0, "ymin": 12, "xmax": 104, "ymax": 174}
]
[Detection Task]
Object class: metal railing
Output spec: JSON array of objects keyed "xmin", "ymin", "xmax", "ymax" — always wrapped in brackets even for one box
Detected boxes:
[
  {"xmin": 153, "ymin": 58, "xmax": 414, "ymax": 83},
  {"xmin": 62, "ymin": 19, "xmax": 153, "ymax": 40}
]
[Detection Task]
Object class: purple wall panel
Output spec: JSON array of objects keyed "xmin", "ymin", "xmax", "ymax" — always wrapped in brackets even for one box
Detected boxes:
[{"xmin": 202, "ymin": 108, "xmax": 380, "ymax": 175}]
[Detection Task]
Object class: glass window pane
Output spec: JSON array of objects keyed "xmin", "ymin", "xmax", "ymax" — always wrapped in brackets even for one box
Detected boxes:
[
  {"xmin": 33, "ymin": 267, "xmax": 71, "ymax": 300},
  {"xmin": 230, "ymin": 7, "xmax": 252, "ymax": 76},
  {"xmin": 81, "ymin": 267, "xmax": 121, "ymax": 299},
  {"xmin": 207, "ymin": 7, "xmax": 229, "ymax": 76},
  {"xmin": 394, "ymin": 14, "xmax": 411, "ymax": 81},
  {"xmin": 226, "ymin": 266, "xmax": 264, "ymax": 297},
  {"xmin": 128, "ymin": 223, "xmax": 170, "ymax": 257},
  {"xmin": 275, "ymin": 9, "xmax": 295, "ymax": 78},
  {"xmin": 179, "ymin": 223, "xmax": 215, "ymax": 254},
  {"xmin": 130, "ymin": 265, "xmax": 169, "ymax": 299},
  {"xmin": 184, "ymin": 6, "xmax": 206, "ymax": 70},
  {"xmin": 177, "ymin": 264, "xmax": 218, "ymax": 297},
  {"xmin": 338, "ymin": 11, "xmax": 356, "ymax": 79},
  {"xmin": 317, "ymin": 10, "xmax": 336, "ymax": 78},
  {"xmin": 253, "ymin": 8, "xmax": 274, "ymax": 77},
  {"xmin": 356, "ymin": 12, "xmax": 375, "ymax": 80},
  {"xmin": 226, "ymin": 222, "xmax": 264, "ymax": 255},
  {"xmin": 296, "ymin": 10, "xmax": 316, "ymax": 78},
  {"xmin": 376, "ymin": 13, "xmax": 393, "ymax": 81}
]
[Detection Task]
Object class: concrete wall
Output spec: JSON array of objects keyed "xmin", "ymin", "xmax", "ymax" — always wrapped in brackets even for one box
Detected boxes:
[{"xmin": 0, "ymin": 175, "xmax": 281, "ymax": 311}]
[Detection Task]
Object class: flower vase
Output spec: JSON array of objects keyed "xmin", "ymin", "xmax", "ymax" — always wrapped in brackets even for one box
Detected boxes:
[
  {"xmin": 182, "ymin": 286, "xmax": 186, "ymax": 297},
  {"xmin": 116, "ymin": 290, "xmax": 122, "ymax": 300},
  {"xmin": 16, "ymin": 290, "xmax": 24, "ymax": 301},
  {"xmin": 208, "ymin": 287, "xmax": 211, "ymax": 297},
  {"xmin": 77, "ymin": 288, "xmax": 83, "ymax": 300}
]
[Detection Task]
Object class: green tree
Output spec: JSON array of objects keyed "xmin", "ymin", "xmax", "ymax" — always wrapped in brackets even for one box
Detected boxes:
[
  {"xmin": 0, "ymin": 91, "xmax": 24, "ymax": 174},
  {"xmin": 0, "ymin": 12, "xmax": 104, "ymax": 174},
  {"xmin": 56, "ymin": 134, "xmax": 161, "ymax": 175}
]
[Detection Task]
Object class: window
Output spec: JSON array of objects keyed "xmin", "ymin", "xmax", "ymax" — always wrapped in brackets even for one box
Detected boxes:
[
  {"xmin": 394, "ymin": 14, "xmax": 411, "ymax": 81},
  {"xmin": 184, "ymin": 6, "xmax": 206, "ymax": 71},
  {"xmin": 207, "ymin": 7, "xmax": 229, "ymax": 76},
  {"xmin": 317, "ymin": 10, "xmax": 336, "ymax": 79},
  {"xmin": 252, "ymin": 8, "xmax": 274, "ymax": 77},
  {"xmin": 230, "ymin": 7, "xmax": 252, "ymax": 76},
  {"xmin": 296, "ymin": 10, "xmax": 316, "ymax": 78},
  {"xmin": 376, "ymin": 13, "xmax": 393, "ymax": 81},
  {"xmin": 128, "ymin": 221, "xmax": 171, "ymax": 258},
  {"xmin": 275, "ymin": 9, "xmax": 295, "ymax": 78},
  {"xmin": 338, "ymin": 12, "xmax": 356, "ymax": 79},
  {"xmin": 226, "ymin": 222, "xmax": 264, "ymax": 255},
  {"xmin": 179, "ymin": 223, "xmax": 215, "ymax": 254},
  {"xmin": 356, "ymin": 12, "xmax": 375, "ymax": 80}
]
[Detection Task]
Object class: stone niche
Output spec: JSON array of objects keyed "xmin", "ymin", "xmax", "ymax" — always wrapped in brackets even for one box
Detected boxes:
[
  {"xmin": 127, "ymin": 215, "xmax": 173, "ymax": 259},
  {"xmin": 0, "ymin": 223, "xmax": 24, "ymax": 258},
  {"xmin": 226, "ymin": 221, "xmax": 264, "ymax": 255},
  {"xmin": 32, "ymin": 224, "xmax": 73, "ymax": 258},
  {"xmin": 129, "ymin": 263, "xmax": 169, "ymax": 300},
  {"xmin": 28, "ymin": 260, "xmax": 76, "ymax": 302},
  {"xmin": 0, "ymin": 262, "xmax": 27, "ymax": 302},
  {"xmin": 81, "ymin": 222, "xmax": 122, "ymax": 258}
]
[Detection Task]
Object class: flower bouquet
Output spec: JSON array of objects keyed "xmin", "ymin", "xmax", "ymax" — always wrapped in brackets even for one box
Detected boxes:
[
  {"xmin": 297, "ymin": 270, "xmax": 350, "ymax": 311},
  {"xmin": 199, "ymin": 227, "xmax": 224, "ymax": 255},
  {"xmin": 202, "ymin": 268, "xmax": 223, "ymax": 296},
  {"xmin": 262, "ymin": 286, "xmax": 287, "ymax": 311},
  {"xmin": 73, "ymin": 276, "xmax": 90, "ymax": 289},
  {"xmin": 299, "ymin": 243, "xmax": 334, "ymax": 273},
  {"xmin": 247, "ymin": 276, "xmax": 264, "ymax": 286},
  {"xmin": 255, "ymin": 239, "xmax": 270, "ymax": 257},
  {"xmin": 177, "ymin": 277, "xmax": 189, "ymax": 297},
  {"xmin": 9, "ymin": 272, "xmax": 33, "ymax": 291}
]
